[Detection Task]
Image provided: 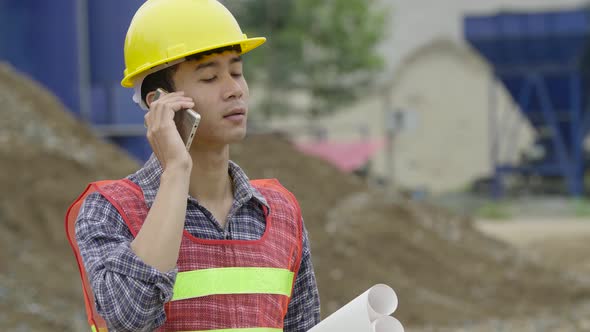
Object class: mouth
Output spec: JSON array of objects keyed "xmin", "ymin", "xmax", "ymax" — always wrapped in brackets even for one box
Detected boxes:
[{"xmin": 223, "ymin": 107, "xmax": 246, "ymax": 120}]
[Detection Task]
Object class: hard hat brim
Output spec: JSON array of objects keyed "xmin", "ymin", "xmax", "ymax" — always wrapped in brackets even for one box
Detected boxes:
[{"xmin": 121, "ymin": 37, "xmax": 266, "ymax": 88}]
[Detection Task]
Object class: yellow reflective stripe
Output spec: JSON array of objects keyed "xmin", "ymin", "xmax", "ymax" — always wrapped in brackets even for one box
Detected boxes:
[
  {"xmin": 172, "ymin": 267, "xmax": 294, "ymax": 301},
  {"xmin": 90, "ymin": 325, "xmax": 107, "ymax": 332},
  {"xmin": 180, "ymin": 329, "xmax": 281, "ymax": 332}
]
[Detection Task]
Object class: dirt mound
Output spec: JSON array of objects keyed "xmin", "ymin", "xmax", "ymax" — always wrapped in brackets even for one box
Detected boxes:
[
  {"xmin": 0, "ymin": 62, "xmax": 588, "ymax": 330},
  {"xmin": 0, "ymin": 63, "xmax": 139, "ymax": 330},
  {"xmin": 231, "ymin": 136, "xmax": 590, "ymax": 327}
]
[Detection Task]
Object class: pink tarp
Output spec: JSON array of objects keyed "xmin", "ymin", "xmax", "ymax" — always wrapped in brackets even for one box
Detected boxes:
[{"xmin": 293, "ymin": 139, "xmax": 385, "ymax": 173}]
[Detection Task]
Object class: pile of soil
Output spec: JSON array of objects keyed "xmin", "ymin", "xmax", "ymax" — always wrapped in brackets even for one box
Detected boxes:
[
  {"xmin": 0, "ymin": 63, "xmax": 139, "ymax": 330},
  {"xmin": 0, "ymin": 62, "xmax": 588, "ymax": 330},
  {"xmin": 232, "ymin": 137, "xmax": 590, "ymax": 327}
]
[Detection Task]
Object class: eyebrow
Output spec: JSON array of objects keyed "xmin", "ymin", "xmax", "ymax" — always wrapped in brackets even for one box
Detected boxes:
[{"xmin": 195, "ymin": 56, "xmax": 242, "ymax": 71}]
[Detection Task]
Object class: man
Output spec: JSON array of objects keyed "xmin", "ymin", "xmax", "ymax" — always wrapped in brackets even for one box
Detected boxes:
[{"xmin": 66, "ymin": 0, "xmax": 321, "ymax": 331}]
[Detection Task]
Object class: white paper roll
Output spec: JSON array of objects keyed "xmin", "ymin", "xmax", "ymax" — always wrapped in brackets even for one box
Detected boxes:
[
  {"xmin": 367, "ymin": 284, "xmax": 398, "ymax": 321},
  {"xmin": 308, "ymin": 284, "xmax": 402, "ymax": 332},
  {"xmin": 371, "ymin": 316, "xmax": 404, "ymax": 332}
]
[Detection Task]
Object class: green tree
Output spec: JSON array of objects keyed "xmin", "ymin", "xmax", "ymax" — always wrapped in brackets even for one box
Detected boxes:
[{"xmin": 225, "ymin": 0, "xmax": 388, "ymax": 120}]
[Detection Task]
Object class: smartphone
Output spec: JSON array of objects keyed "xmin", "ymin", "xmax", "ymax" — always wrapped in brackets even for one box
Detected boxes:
[{"xmin": 153, "ymin": 88, "xmax": 201, "ymax": 151}]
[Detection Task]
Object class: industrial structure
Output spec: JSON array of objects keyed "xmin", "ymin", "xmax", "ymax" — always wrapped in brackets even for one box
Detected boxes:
[{"xmin": 465, "ymin": 9, "xmax": 590, "ymax": 196}]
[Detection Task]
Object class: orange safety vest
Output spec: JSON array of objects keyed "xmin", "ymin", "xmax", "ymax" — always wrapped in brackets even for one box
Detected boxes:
[{"xmin": 65, "ymin": 178, "xmax": 303, "ymax": 332}]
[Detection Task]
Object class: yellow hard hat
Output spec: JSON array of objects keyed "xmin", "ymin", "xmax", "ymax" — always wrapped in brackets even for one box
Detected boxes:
[{"xmin": 121, "ymin": 0, "xmax": 266, "ymax": 88}]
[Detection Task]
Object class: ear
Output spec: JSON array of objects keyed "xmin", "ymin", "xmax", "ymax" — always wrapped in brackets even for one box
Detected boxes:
[{"xmin": 145, "ymin": 90, "xmax": 157, "ymax": 108}]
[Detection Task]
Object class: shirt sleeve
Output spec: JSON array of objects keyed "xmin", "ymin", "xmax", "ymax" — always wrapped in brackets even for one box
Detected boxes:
[
  {"xmin": 283, "ymin": 218, "xmax": 321, "ymax": 332},
  {"xmin": 75, "ymin": 191, "xmax": 177, "ymax": 331}
]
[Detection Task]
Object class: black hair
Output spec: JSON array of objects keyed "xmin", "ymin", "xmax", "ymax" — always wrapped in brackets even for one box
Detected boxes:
[{"xmin": 141, "ymin": 44, "xmax": 242, "ymax": 105}]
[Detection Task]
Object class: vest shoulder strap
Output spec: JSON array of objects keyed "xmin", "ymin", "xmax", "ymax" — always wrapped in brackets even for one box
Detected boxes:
[
  {"xmin": 249, "ymin": 179, "xmax": 302, "ymax": 217},
  {"xmin": 249, "ymin": 178, "xmax": 304, "ymax": 297}
]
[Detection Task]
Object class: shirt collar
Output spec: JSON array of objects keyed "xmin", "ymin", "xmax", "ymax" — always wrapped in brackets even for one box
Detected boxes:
[{"xmin": 132, "ymin": 154, "xmax": 269, "ymax": 211}]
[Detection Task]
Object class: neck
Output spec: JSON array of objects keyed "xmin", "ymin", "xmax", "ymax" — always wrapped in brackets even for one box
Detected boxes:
[{"xmin": 188, "ymin": 142, "xmax": 232, "ymax": 203}]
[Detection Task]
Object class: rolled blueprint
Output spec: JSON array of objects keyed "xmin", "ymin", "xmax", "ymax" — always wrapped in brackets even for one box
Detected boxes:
[{"xmin": 308, "ymin": 284, "xmax": 404, "ymax": 332}]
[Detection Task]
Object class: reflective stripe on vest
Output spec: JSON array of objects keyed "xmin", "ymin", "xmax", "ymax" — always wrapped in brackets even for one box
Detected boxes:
[{"xmin": 172, "ymin": 267, "xmax": 294, "ymax": 301}]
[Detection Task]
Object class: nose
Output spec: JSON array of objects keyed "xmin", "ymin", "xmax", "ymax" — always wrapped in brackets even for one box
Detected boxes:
[{"xmin": 222, "ymin": 74, "xmax": 244, "ymax": 100}]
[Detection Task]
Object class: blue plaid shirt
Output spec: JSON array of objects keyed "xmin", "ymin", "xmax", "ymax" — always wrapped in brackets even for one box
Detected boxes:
[{"xmin": 75, "ymin": 154, "xmax": 320, "ymax": 331}]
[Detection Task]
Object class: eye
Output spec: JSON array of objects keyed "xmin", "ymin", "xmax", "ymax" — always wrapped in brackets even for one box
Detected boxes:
[
  {"xmin": 231, "ymin": 72, "xmax": 243, "ymax": 78},
  {"xmin": 201, "ymin": 76, "xmax": 217, "ymax": 82}
]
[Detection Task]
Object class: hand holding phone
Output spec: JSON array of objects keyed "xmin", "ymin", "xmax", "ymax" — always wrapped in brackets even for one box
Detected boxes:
[{"xmin": 153, "ymin": 88, "xmax": 201, "ymax": 151}]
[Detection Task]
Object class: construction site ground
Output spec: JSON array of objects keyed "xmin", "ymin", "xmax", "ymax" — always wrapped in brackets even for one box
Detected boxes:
[
  {"xmin": 2, "ymin": 62, "xmax": 590, "ymax": 331},
  {"xmin": 412, "ymin": 218, "xmax": 590, "ymax": 331}
]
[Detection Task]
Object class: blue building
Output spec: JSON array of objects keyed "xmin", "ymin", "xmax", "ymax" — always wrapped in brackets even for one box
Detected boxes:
[
  {"xmin": 465, "ymin": 8, "xmax": 590, "ymax": 197},
  {"xmin": 0, "ymin": 0, "xmax": 151, "ymax": 161}
]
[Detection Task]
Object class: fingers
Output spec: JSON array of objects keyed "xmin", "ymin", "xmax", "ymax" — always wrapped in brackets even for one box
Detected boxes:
[
  {"xmin": 151, "ymin": 96, "xmax": 195, "ymax": 115},
  {"xmin": 143, "ymin": 90, "xmax": 194, "ymax": 169},
  {"xmin": 152, "ymin": 91, "xmax": 194, "ymax": 112},
  {"xmin": 144, "ymin": 91, "xmax": 195, "ymax": 130}
]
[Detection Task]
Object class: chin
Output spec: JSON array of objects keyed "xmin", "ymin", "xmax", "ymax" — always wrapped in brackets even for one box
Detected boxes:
[
  {"xmin": 226, "ymin": 129, "xmax": 247, "ymax": 144},
  {"xmin": 212, "ymin": 125, "xmax": 246, "ymax": 144}
]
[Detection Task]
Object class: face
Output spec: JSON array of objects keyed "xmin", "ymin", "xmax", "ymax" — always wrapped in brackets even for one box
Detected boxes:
[{"xmin": 172, "ymin": 51, "xmax": 249, "ymax": 147}]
